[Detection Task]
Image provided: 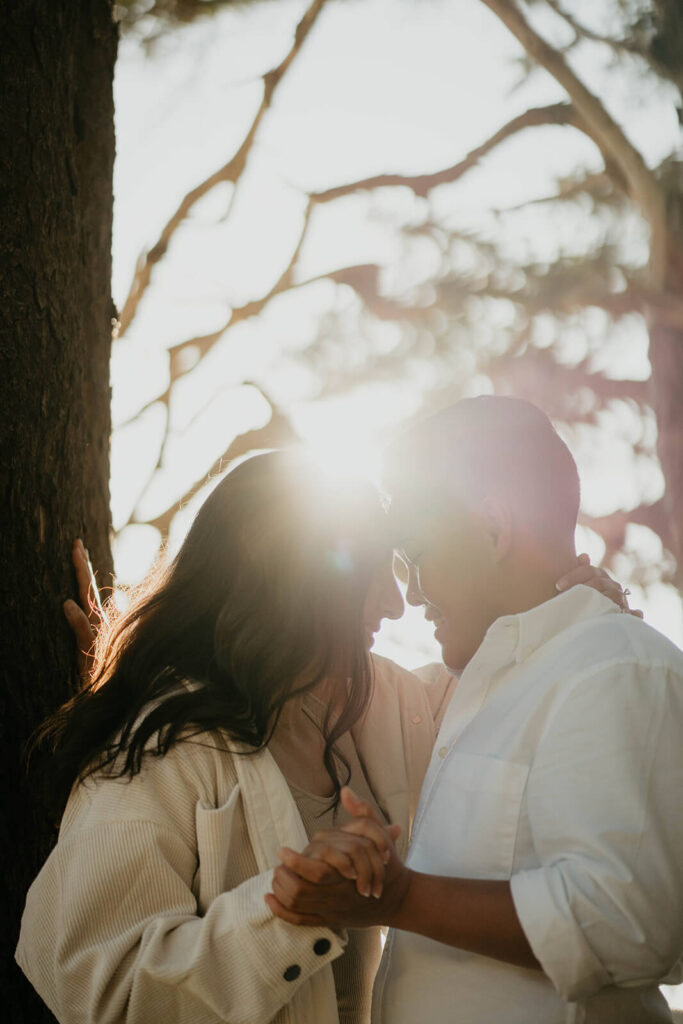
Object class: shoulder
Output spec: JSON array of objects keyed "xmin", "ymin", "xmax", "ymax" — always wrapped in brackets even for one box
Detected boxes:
[
  {"xmin": 536, "ymin": 616, "xmax": 683, "ymax": 749},
  {"xmin": 562, "ymin": 611, "xmax": 683, "ymax": 679},
  {"xmin": 370, "ymin": 652, "xmax": 423, "ymax": 687},
  {"xmin": 365, "ymin": 654, "xmax": 426, "ymax": 723},
  {"xmin": 370, "ymin": 652, "xmax": 454, "ymax": 692},
  {"xmin": 61, "ymin": 731, "xmax": 240, "ymax": 843},
  {"xmin": 369, "ymin": 653, "xmax": 457, "ymax": 730}
]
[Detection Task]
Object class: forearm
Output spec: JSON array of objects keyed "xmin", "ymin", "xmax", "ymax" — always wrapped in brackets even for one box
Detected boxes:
[
  {"xmin": 270, "ymin": 789, "xmax": 540, "ymax": 972},
  {"xmin": 389, "ymin": 871, "xmax": 540, "ymax": 971}
]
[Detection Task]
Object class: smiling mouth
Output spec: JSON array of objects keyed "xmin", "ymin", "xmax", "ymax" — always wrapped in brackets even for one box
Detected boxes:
[
  {"xmin": 364, "ymin": 624, "xmax": 380, "ymax": 645},
  {"xmin": 432, "ymin": 616, "xmax": 447, "ymax": 639}
]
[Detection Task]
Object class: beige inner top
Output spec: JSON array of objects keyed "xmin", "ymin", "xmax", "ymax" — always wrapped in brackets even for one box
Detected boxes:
[{"xmin": 282, "ymin": 693, "xmax": 387, "ymax": 1024}]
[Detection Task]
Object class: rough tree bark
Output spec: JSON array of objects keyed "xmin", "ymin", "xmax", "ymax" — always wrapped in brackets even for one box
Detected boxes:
[{"xmin": 0, "ymin": 1, "xmax": 117, "ymax": 1018}]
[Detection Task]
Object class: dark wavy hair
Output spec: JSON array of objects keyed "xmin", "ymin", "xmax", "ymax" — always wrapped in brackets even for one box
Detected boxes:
[{"xmin": 36, "ymin": 451, "xmax": 387, "ymax": 819}]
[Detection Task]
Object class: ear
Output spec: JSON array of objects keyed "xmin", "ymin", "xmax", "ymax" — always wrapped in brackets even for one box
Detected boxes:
[{"xmin": 479, "ymin": 496, "xmax": 512, "ymax": 562}]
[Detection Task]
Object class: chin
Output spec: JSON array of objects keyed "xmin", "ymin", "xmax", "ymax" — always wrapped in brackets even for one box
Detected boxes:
[{"xmin": 440, "ymin": 636, "xmax": 475, "ymax": 674}]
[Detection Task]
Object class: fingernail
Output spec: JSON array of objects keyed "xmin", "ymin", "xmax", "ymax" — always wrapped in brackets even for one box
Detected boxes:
[
  {"xmin": 555, "ymin": 580, "xmax": 566, "ymax": 592},
  {"xmin": 373, "ymin": 889, "xmax": 382, "ymax": 899},
  {"xmin": 361, "ymin": 888, "xmax": 371, "ymax": 898}
]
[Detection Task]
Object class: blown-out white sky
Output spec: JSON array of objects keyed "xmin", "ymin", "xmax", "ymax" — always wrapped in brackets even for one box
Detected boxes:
[{"xmin": 110, "ymin": 0, "xmax": 682, "ymax": 669}]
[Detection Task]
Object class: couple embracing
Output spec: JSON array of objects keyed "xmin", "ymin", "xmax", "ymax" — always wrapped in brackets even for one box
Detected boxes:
[{"xmin": 17, "ymin": 396, "xmax": 683, "ymax": 1023}]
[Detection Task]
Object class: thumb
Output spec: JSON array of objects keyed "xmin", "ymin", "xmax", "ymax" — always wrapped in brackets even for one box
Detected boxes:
[{"xmin": 340, "ymin": 786, "xmax": 378, "ymax": 821}]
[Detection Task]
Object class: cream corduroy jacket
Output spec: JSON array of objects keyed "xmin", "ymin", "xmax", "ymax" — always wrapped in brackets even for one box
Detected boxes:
[{"xmin": 16, "ymin": 655, "xmax": 454, "ymax": 1024}]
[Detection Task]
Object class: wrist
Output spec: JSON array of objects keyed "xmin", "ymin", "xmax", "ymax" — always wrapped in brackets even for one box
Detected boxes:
[{"xmin": 384, "ymin": 866, "xmax": 415, "ymax": 928}]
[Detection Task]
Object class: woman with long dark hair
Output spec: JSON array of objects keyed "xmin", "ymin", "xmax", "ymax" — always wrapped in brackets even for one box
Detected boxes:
[
  {"xmin": 16, "ymin": 449, "xmax": 628, "ymax": 1024},
  {"xmin": 16, "ymin": 450, "xmax": 447, "ymax": 1024}
]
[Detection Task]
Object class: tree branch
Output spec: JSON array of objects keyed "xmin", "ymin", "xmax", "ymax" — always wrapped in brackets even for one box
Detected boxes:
[
  {"xmin": 116, "ymin": 259, "xmax": 416, "ymax": 437},
  {"xmin": 166, "ymin": 195, "xmax": 315, "ymax": 377},
  {"xmin": 488, "ymin": 349, "xmax": 650, "ymax": 419},
  {"xmin": 545, "ymin": 1, "xmax": 647, "ymax": 59},
  {"xmin": 166, "ymin": 257, "xmax": 425, "ymax": 375},
  {"xmin": 309, "ymin": 102, "xmax": 584, "ymax": 205},
  {"xmin": 478, "ymin": 0, "xmax": 666, "ymax": 281},
  {"xmin": 116, "ymin": 0, "xmax": 327, "ymax": 336},
  {"xmin": 131, "ymin": 394, "xmax": 300, "ymax": 536},
  {"xmin": 432, "ymin": 216, "xmax": 683, "ymax": 327},
  {"xmin": 116, "ymin": 196, "xmax": 315, "ymax": 437},
  {"xmin": 116, "ymin": 387, "xmax": 171, "ymax": 432},
  {"xmin": 117, "ymin": 196, "xmax": 315, "ymax": 523},
  {"xmin": 492, "ymin": 169, "xmax": 619, "ymax": 214},
  {"xmin": 134, "ymin": 413, "xmax": 299, "ymax": 536}
]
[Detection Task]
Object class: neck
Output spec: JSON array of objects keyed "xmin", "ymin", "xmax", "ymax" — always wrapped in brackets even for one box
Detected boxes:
[{"xmin": 492, "ymin": 544, "xmax": 577, "ymax": 622}]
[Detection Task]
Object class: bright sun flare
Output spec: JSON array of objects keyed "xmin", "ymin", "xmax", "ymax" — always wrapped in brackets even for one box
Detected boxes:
[{"xmin": 298, "ymin": 433, "xmax": 384, "ymax": 491}]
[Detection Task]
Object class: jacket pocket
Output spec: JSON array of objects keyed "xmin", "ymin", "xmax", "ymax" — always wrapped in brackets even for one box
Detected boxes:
[
  {"xmin": 409, "ymin": 753, "xmax": 529, "ymax": 880},
  {"xmin": 194, "ymin": 786, "xmax": 243, "ymax": 911}
]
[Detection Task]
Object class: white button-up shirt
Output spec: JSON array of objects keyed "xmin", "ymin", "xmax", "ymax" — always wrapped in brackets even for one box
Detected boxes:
[{"xmin": 373, "ymin": 586, "xmax": 683, "ymax": 1023}]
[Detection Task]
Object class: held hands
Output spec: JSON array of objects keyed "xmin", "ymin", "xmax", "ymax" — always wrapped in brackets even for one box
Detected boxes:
[{"xmin": 265, "ymin": 788, "xmax": 412, "ymax": 929}]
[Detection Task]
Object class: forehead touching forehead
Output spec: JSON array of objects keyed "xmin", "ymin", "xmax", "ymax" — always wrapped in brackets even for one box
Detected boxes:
[{"xmin": 383, "ymin": 396, "xmax": 580, "ymax": 546}]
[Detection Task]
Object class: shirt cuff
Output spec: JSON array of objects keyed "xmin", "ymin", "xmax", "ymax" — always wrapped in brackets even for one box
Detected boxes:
[{"xmin": 510, "ymin": 866, "xmax": 610, "ymax": 1001}]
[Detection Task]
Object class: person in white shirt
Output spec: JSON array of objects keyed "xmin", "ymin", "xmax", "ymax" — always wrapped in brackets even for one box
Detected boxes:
[{"xmin": 268, "ymin": 396, "xmax": 683, "ymax": 1023}]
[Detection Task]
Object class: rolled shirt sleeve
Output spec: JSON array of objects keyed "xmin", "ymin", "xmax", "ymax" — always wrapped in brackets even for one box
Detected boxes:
[{"xmin": 510, "ymin": 660, "xmax": 683, "ymax": 1001}]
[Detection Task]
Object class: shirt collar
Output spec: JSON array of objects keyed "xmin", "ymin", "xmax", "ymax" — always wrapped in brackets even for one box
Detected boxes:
[{"xmin": 486, "ymin": 584, "xmax": 623, "ymax": 666}]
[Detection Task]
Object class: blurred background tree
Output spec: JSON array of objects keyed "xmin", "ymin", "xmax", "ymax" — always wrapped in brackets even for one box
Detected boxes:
[{"xmin": 110, "ymin": 0, "xmax": 682, "ymax": 637}]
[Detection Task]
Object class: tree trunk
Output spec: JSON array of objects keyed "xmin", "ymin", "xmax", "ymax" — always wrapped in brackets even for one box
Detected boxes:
[
  {"xmin": 649, "ymin": 319, "xmax": 683, "ymax": 589},
  {"xmin": 0, "ymin": 2, "xmax": 117, "ymax": 1018},
  {"xmin": 648, "ymin": 188, "xmax": 683, "ymax": 590}
]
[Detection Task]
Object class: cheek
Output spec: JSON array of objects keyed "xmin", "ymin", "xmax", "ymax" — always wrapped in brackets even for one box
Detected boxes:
[
  {"xmin": 419, "ymin": 540, "xmax": 485, "ymax": 611},
  {"xmin": 384, "ymin": 576, "xmax": 404, "ymax": 616},
  {"xmin": 362, "ymin": 577, "xmax": 384, "ymax": 620},
  {"xmin": 362, "ymin": 586, "xmax": 376, "ymax": 620},
  {"xmin": 365, "ymin": 571, "xmax": 403, "ymax": 618},
  {"xmin": 418, "ymin": 544, "xmax": 460, "ymax": 595}
]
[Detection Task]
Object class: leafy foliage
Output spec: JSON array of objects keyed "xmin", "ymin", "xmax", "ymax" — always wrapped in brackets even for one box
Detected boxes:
[{"xmin": 113, "ymin": 0, "xmax": 683, "ymax": 604}]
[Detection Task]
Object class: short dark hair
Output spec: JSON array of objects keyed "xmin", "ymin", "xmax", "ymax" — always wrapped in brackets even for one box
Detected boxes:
[{"xmin": 384, "ymin": 396, "xmax": 580, "ymax": 545}]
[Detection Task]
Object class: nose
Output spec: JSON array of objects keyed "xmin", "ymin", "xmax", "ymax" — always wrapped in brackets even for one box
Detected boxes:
[
  {"xmin": 380, "ymin": 573, "xmax": 404, "ymax": 621},
  {"xmin": 405, "ymin": 563, "xmax": 426, "ymax": 607}
]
